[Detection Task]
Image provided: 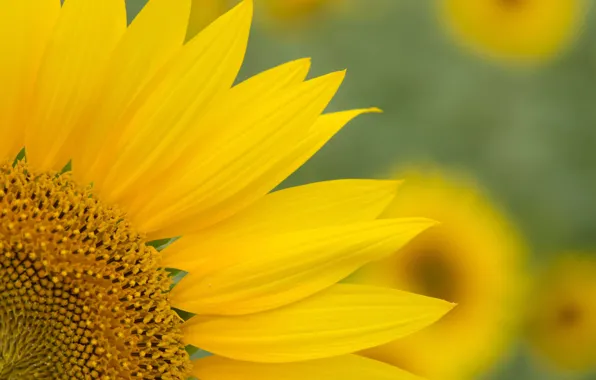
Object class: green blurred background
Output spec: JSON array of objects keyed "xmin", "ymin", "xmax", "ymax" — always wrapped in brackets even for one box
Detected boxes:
[{"xmin": 126, "ymin": 1, "xmax": 596, "ymax": 379}]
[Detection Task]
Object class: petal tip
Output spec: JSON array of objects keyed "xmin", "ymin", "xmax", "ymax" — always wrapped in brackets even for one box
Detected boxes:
[
  {"xmin": 440, "ymin": 300, "xmax": 458, "ymax": 316},
  {"xmin": 302, "ymin": 56, "xmax": 313, "ymax": 68},
  {"xmin": 411, "ymin": 217, "xmax": 440, "ymax": 229},
  {"xmin": 293, "ymin": 57, "xmax": 312, "ymax": 74},
  {"xmin": 238, "ymin": 0, "xmax": 254, "ymax": 17}
]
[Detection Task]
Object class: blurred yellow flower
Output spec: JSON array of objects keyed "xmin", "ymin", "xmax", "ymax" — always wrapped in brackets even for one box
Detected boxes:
[
  {"xmin": 354, "ymin": 169, "xmax": 525, "ymax": 379},
  {"xmin": 526, "ymin": 254, "xmax": 596, "ymax": 372},
  {"xmin": 187, "ymin": 0, "xmax": 386, "ymax": 35},
  {"xmin": 188, "ymin": 0, "xmax": 230, "ymax": 39},
  {"xmin": 255, "ymin": 0, "xmax": 351, "ymax": 31},
  {"xmin": 440, "ymin": 0, "xmax": 586, "ymax": 64},
  {"xmin": 262, "ymin": 0, "xmax": 338, "ymax": 22},
  {"xmin": 187, "ymin": 0, "xmax": 342, "ymax": 35}
]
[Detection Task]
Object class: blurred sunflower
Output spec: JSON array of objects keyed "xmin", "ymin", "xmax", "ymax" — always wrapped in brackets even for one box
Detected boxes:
[
  {"xmin": 186, "ymin": 0, "xmax": 382, "ymax": 37},
  {"xmin": 439, "ymin": 0, "xmax": 586, "ymax": 64},
  {"xmin": 257, "ymin": 0, "xmax": 393, "ymax": 28},
  {"xmin": 260, "ymin": 0, "xmax": 342, "ymax": 23},
  {"xmin": 187, "ymin": 0, "xmax": 229, "ymax": 39},
  {"xmin": 0, "ymin": 0, "xmax": 455, "ymax": 379},
  {"xmin": 354, "ymin": 169, "xmax": 525, "ymax": 379},
  {"xmin": 186, "ymin": 0, "xmax": 343, "ymax": 34},
  {"xmin": 526, "ymin": 254, "xmax": 596, "ymax": 372}
]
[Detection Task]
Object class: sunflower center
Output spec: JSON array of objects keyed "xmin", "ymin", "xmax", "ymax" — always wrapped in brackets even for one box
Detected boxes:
[
  {"xmin": 400, "ymin": 230, "xmax": 460, "ymax": 305},
  {"xmin": 556, "ymin": 302, "xmax": 582, "ymax": 328},
  {"xmin": 0, "ymin": 162, "xmax": 190, "ymax": 379},
  {"xmin": 406, "ymin": 249, "xmax": 458, "ymax": 302},
  {"xmin": 496, "ymin": 0, "xmax": 526, "ymax": 10}
]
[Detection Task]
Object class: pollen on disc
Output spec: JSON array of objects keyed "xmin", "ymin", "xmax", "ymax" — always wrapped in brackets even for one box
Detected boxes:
[{"xmin": 0, "ymin": 161, "xmax": 191, "ymax": 379}]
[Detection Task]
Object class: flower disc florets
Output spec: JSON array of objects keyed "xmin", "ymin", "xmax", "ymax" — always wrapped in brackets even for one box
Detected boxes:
[{"xmin": 0, "ymin": 162, "xmax": 190, "ymax": 379}]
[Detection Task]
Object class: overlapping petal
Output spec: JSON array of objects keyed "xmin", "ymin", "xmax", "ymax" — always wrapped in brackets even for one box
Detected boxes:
[
  {"xmin": 170, "ymin": 218, "xmax": 436, "ymax": 315},
  {"xmin": 74, "ymin": 0, "xmax": 191, "ymax": 185},
  {"xmin": 131, "ymin": 70, "xmax": 348, "ymax": 237},
  {"xmin": 25, "ymin": 0, "xmax": 127, "ymax": 170},
  {"xmin": 92, "ymin": 0, "xmax": 252, "ymax": 201},
  {"xmin": 102, "ymin": 56, "xmax": 312, "ymax": 216},
  {"xmin": 0, "ymin": 0, "xmax": 60, "ymax": 160},
  {"xmin": 183, "ymin": 284, "xmax": 453, "ymax": 362},
  {"xmin": 138, "ymin": 106, "xmax": 376, "ymax": 239},
  {"xmin": 162, "ymin": 179, "xmax": 401, "ymax": 265}
]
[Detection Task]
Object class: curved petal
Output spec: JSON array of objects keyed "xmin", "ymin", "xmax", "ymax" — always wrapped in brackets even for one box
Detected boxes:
[
  {"xmin": 141, "ymin": 106, "xmax": 376, "ymax": 239},
  {"xmin": 161, "ymin": 178, "xmax": 402, "ymax": 264},
  {"xmin": 109, "ymin": 57, "xmax": 312, "ymax": 214},
  {"xmin": 222, "ymin": 57, "xmax": 312, "ymax": 109},
  {"xmin": 0, "ymin": 0, "xmax": 60, "ymax": 160},
  {"xmin": 194, "ymin": 179, "xmax": 402, "ymax": 236},
  {"xmin": 132, "ymin": 70, "xmax": 345, "ymax": 237},
  {"xmin": 92, "ymin": 0, "xmax": 252, "ymax": 201},
  {"xmin": 192, "ymin": 354, "xmax": 423, "ymax": 380},
  {"xmin": 170, "ymin": 218, "xmax": 436, "ymax": 315},
  {"xmin": 183, "ymin": 284, "xmax": 454, "ymax": 362},
  {"xmin": 25, "ymin": 0, "xmax": 127, "ymax": 171},
  {"xmin": 74, "ymin": 0, "xmax": 191, "ymax": 184},
  {"xmin": 94, "ymin": 1, "xmax": 252, "ymax": 199}
]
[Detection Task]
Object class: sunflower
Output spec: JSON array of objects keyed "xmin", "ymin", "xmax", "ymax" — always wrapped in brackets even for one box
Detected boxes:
[
  {"xmin": 0, "ymin": 1, "xmax": 454, "ymax": 379},
  {"xmin": 526, "ymin": 254, "xmax": 596, "ymax": 372},
  {"xmin": 439, "ymin": 0, "xmax": 586, "ymax": 64},
  {"xmin": 353, "ymin": 169, "xmax": 524, "ymax": 379}
]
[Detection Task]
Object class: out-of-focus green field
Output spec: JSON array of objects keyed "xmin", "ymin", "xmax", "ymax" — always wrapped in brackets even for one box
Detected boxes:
[{"xmin": 125, "ymin": 1, "xmax": 596, "ymax": 379}]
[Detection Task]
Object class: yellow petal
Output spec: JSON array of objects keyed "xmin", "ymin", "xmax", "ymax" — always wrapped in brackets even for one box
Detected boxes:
[
  {"xmin": 207, "ymin": 179, "xmax": 402, "ymax": 235},
  {"xmin": 224, "ymin": 57, "xmax": 312, "ymax": 108},
  {"xmin": 192, "ymin": 354, "xmax": 423, "ymax": 380},
  {"xmin": 170, "ymin": 218, "xmax": 436, "ymax": 315},
  {"xmin": 132, "ymin": 70, "xmax": 347, "ymax": 238},
  {"xmin": 161, "ymin": 179, "xmax": 401, "ymax": 266},
  {"xmin": 273, "ymin": 108, "xmax": 383, "ymax": 184},
  {"xmin": 183, "ymin": 283, "xmax": 454, "ymax": 362},
  {"xmin": 74, "ymin": 0, "xmax": 191, "ymax": 185},
  {"xmin": 144, "ymin": 106, "xmax": 375, "ymax": 240},
  {"xmin": 92, "ymin": 0, "xmax": 252, "ymax": 202},
  {"xmin": 161, "ymin": 178, "xmax": 401, "ymax": 277},
  {"xmin": 131, "ymin": 57, "xmax": 310, "ymax": 210},
  {"xmin": 164, "ymin": 108, "xmax": 379, "ymax": 238},
  {"xmin": 157, "ymin": 107, "xmax": 380, "ymax": 237},
  {"xmin": 25, "ymin": 0, "xmax": 127, "ymax": 171},
  {"xmin": 0, "ymin": 0, "xmax": 60, "ymax": 159},
  {"xmin": 112, "ymin": 57, "xmax": 311, "ymax": 219}
]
